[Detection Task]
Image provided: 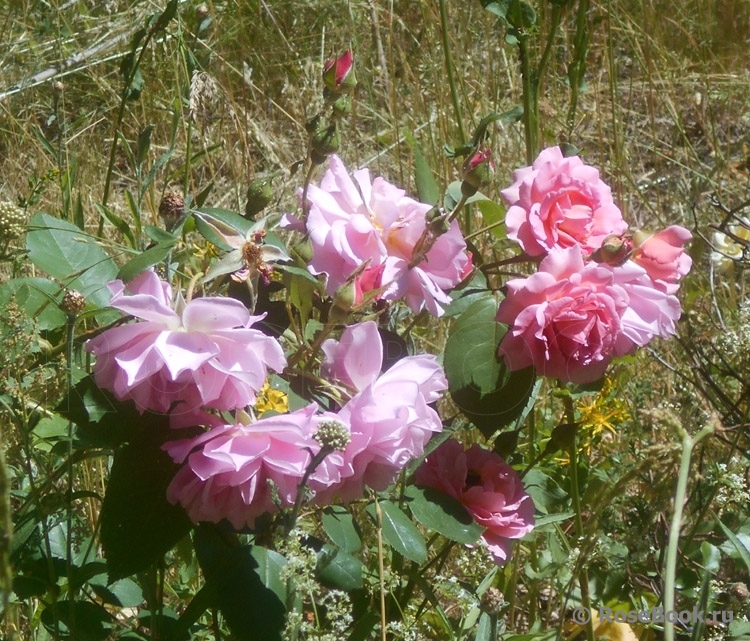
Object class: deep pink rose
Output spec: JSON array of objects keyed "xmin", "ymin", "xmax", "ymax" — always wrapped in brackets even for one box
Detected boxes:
[
  {"xmin": 630, "ymin": 226, "xmax": 692, "ymax": 293},
  {"xmin": 85, "ymin": 270, "xmax": 286, "ymax": 415},
  {"xmin": 305, "ymin": 155, "xmax": 470, "ymax": 316},
  {"xmin": 496, "ymin": 246, "xmax": 630, "ymax": 384},
  {"xmin": 502, "ymin": 146, "xmax": 628, "ymax": 257},
  {"xmin": 416, "ymin": 439, "xmax": 535, "ymax": 565},
  {"xmin": 311, "ymin": 322, "xmax": 448, "ymax": 502},
  {"xmin": 165, "ymin": 405, "xmax": 320, "ymax": 528}
]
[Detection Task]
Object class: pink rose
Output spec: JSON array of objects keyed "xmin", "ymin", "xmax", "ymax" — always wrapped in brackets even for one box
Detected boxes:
[
  {"xmin": 416, "ymin": 439, "xmax": 535, "ymax": 565},
  {"xmin": 320, "ymin": 321, "xmax": 382, "ymax": 393},
  {"xmin": 85, "ymin": 270, "xmax": 286, "ymax": 415},
  {"xmin": 502, "ymin": 146, "xmax": 628, "ymax": 257},
  {"xmin": 496, "ymin": 246, "xmax": 630, "ymax": 384},
  {"xmin": 605, "ymin": 259, "xmax": 683, "ymax": 351},
  {"xmin": 306, "ymin": 155, "xmax": 470, "ymax": 316},
  {"xmin": 311, "ymin": 322, "xmax": 448, "ymax": 503},
  {"xmin": 630, "ymin": 226, "xmax": 692, "ymax": 293},
  {"xmin": 165, "ymin": 405, "xmax": 320, "ymax": 528}
]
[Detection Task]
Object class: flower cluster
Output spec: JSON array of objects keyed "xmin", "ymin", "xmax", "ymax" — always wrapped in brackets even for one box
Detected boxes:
[
  {"xmin": 293, "ymin": 155, "xmax": 471, "ymax": 317},
  {"xmin": 164, "ymin": 321, "xmax": 447, "ymax": 528},
  {"xmin": 415, "ymin": 439, "xmax": 535, "ymax": 565},
  {"xmin": 85, "ymin": 270, "xmax": 286, "ymax": 415},
  {"xmin": 497, "ymin": 146, "xmax": 692, "ymax": 384}
]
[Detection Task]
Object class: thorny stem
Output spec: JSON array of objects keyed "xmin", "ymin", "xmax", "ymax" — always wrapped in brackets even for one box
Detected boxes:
[
  {"xmin": 408, "ymin": 194, "xmax": 469, "ymax": 270},
  {"xmin": 374, "ymin": 497, "xmax": 388, "ymax": 641},
  {"xmin": 65, "ymin": 313, "xmax": 77, "ymax": 638},
  {"xmin": 286, "ymin": 445, "xmax": 333, "ymax": 533}
]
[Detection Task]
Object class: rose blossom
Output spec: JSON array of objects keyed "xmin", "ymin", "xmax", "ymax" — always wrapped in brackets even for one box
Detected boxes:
[
  {"xmin": 310, "ymin": 321, "xmax": 448, "ymax": 503},
  {"xmin": 630, "ymin": 226, "xmax": 692, "ymax": 293},
  {"xmin": 85, "ymin": 269, "xmax": 286, "ymax": 415},
  {"xmin": 305, "ymin": 155, "xmax": 470, "ymax": 316},
  {"xmin": 503, "ymin": 146, "xmax": 628, "ymax": 257},
  {"xmin": 165, "ymin": 405, "xmax": 321, "ymax": 528},
  {"xmin": 415, "ymin": 439, "xmax": 535, "ymax": 565},
  {"xmin": 496, "ymin": 246, "xmax": 631, "ymax": 384}
]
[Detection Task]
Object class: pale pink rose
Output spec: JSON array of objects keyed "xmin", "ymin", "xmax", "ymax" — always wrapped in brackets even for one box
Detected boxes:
[
  {"xmin": 630, "ymin": 226, "xmax": 692, "ymax": 293},
  {"xmin": 310, "ymin": 352, "xmax": 448, "ymax": 503},
  {"xmin": 503, "ymin": 146, "xmax": 628, "ymax": 256},
  {"xmin": 416, "ymin": 439, "xmax": 535, "ymax": 565},
  {"xmin": 165, "ymin": 405, "xmax": 319, "ymax": 528},
  {"xmin": 321, "ymin": 321, "xmax": 382, "ymax": 393},
  {"xmin": 85, "ymin": 270, "xmax": 286, "ymax": 415},
  {"xmin": 605, "ymin": 259, "xmax": 683, "ymax": 351},
  {"xmin": 306, "ymin": 155, "xmax": 470, "ymax": 316},
  {"xmin": 496, "ymin": 246, "xmax": 630, "ymax": 384}
]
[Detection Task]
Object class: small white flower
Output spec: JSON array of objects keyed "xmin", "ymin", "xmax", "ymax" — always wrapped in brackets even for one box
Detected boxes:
[{"xmin": 712, "ymin": 218, "xmax": 750, "ymax": 272}]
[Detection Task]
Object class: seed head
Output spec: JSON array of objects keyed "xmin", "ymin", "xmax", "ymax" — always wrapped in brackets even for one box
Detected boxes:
[
  {"xmin": 0, "ymin": 201, "xmax": 25, "ymax": 240},
  {"xmin": 314, "ymin": 419, "xmax": 351, "ymax": 452},
  {"xmin": 61, "ymin": 290, "xmax": 86, "ymax": 315},
  {"xmin": 158, "ymin": 191, "xmax": 185, "ymax": 231}
]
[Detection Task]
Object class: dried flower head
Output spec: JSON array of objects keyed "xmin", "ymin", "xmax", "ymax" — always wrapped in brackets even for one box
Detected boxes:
[
  {"xmin": 61, "ymin": 290, "xmax": 86, "ymax": 315},
  {"xmin": 158, "ymin": 191, "xmax": 185, "ymax": 231}
]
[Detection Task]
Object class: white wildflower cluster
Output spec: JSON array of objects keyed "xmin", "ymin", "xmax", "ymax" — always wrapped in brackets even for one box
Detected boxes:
[
  {"xmin": 433, "ymin": 574, "xmax": 480, "ymax": 619},
  {"xmin": 712, "ymin": 459, "xmax": 750, "ymax": 510},
  {"xmin": 716, "ymin": 302, "xmax": 750, "ymax": 361},
  {"xmin": 453, "ymin": 543, "xmax": 494, "ymax": 580},
  {"xmin": 279, "ymin": 529, "xmax": 355, "ymax": 641}
]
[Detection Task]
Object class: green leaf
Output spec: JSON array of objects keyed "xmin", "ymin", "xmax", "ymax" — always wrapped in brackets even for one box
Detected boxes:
[
  {"xmin": 404, "ymin": 133, "xmax": 440, "ymax": 206},
  {"xmin": 194, "ymin": 524, "xmax": 285, "ymax": 641},
  {"xmin": 322, "ymin": 506, "xmax": 362, "ymax": 553},
  {"xmin": 94, "ymin": 203, "xmax": 137, "ymax": 249},
  {"xmin": 700, "ymin": 541, "xmax": 721, "ymax": 572},
  {"xmin": 135, "ymin": 125, "xmax": 154, "ymax": 167},
  {"xmin": 117, "ymin": 240, "xmax": 176, "ymax": 283},
  {"xmin": 316, "ymin": 544, "xmax": 363, "ymax": 591},
  {"xmin": 480, "ymin": 0, "xmax": 510, "ymax": 20},
  {"xmin": 100, "ymin": 432, "xmax": 192, "ymax": 581},
  {"xmin": 475, "ymin": 612, "xmax": 493, "ymax": 641},
  {"xmin": 445, "ymin": 296, "xmax": 535, "ymax": 436},
  {"xmin": 250, "ymin": 547, "xmax": 289, "ymax": 603},
  {"xmin": 26, "ymin": 213, "xmax": 118, "ymax": 308},
  {"xmin": 366, "ymin": 500, "xmax": 427, "ymax": 564},
  {"xmin": 717, "ymin": 518, "xmax": 750, "ymax": 573},
  {"xmin": 41, "ymin": 601, "xmax": 113, "ymax": 641},
  {"xmin": 124, "ymin": 189, "xmax": 142, "ymax": 238},
  {"xmin": 404, "ymin": 486, "xmax": 483, "ymax": 544},
  {"xmin": 533, "ymin": 512, "xmax": 576, "ymax": 528},
  {"xmin": 475, "ymin": 199, "xmax": 506, "ymax": 239},
  {"xmin": 90, "ymin": 578, "xmax": 143, "ymax": 608}
]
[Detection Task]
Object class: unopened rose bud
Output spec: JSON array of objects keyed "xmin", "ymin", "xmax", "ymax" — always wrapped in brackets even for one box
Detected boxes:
[
  {"xmin": 310, "ymin": 121, "xmax": 340, "ymax": 165},
  {"xmin": 331, "ymin": 279, "xmax": 361, "ymax": 314},
  {"xmin": 245, "ymin": 177, "xmax": 274, "ymax": 219},
  {"xmin": 591, "ymin": 234, "xmax": 632, "ymax": 266},
  {"xmin": 61, "ymin": 290, "xmax": 86, "ymax": 315},
  {"xmin": 314, "ymin": 419, "xmax": 351, "ymax": 452},
  {"xmin": 322, "ymin": 49, "xmax": 356, "ymax": 96},
  {"xmin": 292, "ymin": 236, "xmax": 314, "ymax": 264},
  {"xmin": 461, "ymin": 148, "xmax": 495, "ymax": 197},
  {"xmin": 158, "ymin": 191, "xmax": 185, "ymax": 231},
  {"xmin": 0, "ymin": 201, "xmax": 25, "ymax": 240}
]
